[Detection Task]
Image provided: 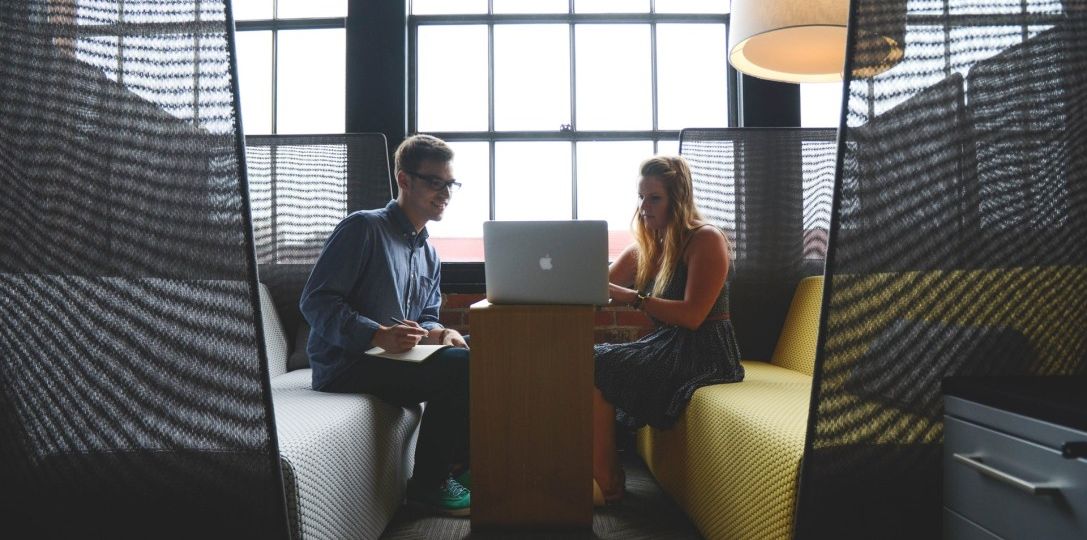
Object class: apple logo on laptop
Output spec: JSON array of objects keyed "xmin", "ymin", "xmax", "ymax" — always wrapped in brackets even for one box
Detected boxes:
[{"xmin": 539, "ymin": 254, "xmax": 553, "ymax": 271}]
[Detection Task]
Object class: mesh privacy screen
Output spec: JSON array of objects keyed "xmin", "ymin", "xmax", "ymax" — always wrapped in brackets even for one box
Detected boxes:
[
  {"xmin": 680, "ymin": 128, "xmax": 837, "ymax": 361},
  {"xmin": 246, "ymin": 133, "xmax": 394, "ymax": 266},
  {"xmin": 247, "ymin": 133, "xmax": 394, "ymax": 371},
  {"xmin": 797, "ymin": 1, "xmax": 1087, "ymax": 538},
  {"xmin": 0, "ymin": 1, "xmax": 288, "ymax": 537}
]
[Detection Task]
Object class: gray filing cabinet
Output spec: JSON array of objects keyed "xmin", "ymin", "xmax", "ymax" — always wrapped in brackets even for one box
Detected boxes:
[{"xmin": 943, "ymin": 377, "xmax": 1087, "ymax": 540}]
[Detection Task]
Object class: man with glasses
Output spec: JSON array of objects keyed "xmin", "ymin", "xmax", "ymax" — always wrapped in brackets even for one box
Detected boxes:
[{"xmin": 300, "ymin": 134, "xmax": 472, "ymax": 516}]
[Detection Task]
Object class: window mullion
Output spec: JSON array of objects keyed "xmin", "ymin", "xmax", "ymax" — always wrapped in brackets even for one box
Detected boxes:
[
  {"xmin": 488, "ymin": 16, "xmax": 496, "ymax": 220},
  {"xmin": 270, "ymin": 0, "xmax": 277, "ymax": 134},
  {"xmin": 487, "ymin": 26, "xmax": 495, "ymax": 133},
  {"xmin": 650, "ymin": 18, "xmax": 658, "ymax": 137},
  {"xmin": 570, "ymin": 141, "xmax": 577, "ymax": 219},
  {"xmin": 490, "ymin": 0, "xmax": 496, "ymax": 222},
  {"xmin": 568, "ymin": 1, "xmax": 576, "ymax": 134},
  {"xmin": 271, "ymin": 31, "xmax": 278, "ymax": 134},
  {"xmin": 407, "ymin": 21, "xmax": 418, "ymax": 134},
  {"xmin": 569, "ymin": 1, "xmax": 577, "ymax": 220},
  {"xmin": 236, "ymin": 18, "xmax": 346, "ymax": 31},
  {"xmin": 489, "ymin": 139, "xmax": 496, "ymax": 221}
]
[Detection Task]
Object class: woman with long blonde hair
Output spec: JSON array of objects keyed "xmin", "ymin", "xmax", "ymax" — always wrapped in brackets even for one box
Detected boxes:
[{"xmin": 592, "ymin": 155, "xmax": 743, "ymax": 505}]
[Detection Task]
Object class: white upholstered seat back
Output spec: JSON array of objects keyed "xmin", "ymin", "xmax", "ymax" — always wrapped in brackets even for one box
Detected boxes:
[{"xmin": 258, "ymin": 283, "xmax": 289, "ymax": 378}]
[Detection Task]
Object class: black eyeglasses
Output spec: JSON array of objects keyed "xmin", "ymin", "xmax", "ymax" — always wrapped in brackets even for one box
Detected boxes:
[{"xmin": 405, "ymin": 171, "xmax": 462, "ymax": 192}]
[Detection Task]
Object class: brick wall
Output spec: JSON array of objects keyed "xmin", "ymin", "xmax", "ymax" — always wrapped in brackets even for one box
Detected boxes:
[{"xmin": 439, "ymin": 293, "xmax": 655, "ymax": 344}]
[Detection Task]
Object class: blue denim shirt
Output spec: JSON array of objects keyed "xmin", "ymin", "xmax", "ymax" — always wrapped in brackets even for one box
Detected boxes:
[{"xmin": 300, "ymin": 200, "xmax": 443, "ymax": 390}]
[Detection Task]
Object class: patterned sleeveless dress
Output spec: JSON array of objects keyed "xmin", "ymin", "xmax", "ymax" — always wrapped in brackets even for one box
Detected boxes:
[{"xmin": 594, "ymin": 238, "xmax": 744, "ymax": 429}]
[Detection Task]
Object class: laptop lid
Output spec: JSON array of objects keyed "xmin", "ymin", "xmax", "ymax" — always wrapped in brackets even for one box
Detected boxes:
[{"xmin": 483, "ymin": 220, "xmax": 609, "ymax": 305}]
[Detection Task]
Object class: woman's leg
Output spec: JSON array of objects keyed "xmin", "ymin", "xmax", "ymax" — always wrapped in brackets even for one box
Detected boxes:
[{"xmin": 592, "ymin": 387, "xmax": 623, "ymax": 499}]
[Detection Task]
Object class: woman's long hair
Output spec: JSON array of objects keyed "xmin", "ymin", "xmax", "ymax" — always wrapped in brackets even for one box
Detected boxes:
[{"xmin": 633, "ymin": 156, "xmax": 706, "ymax": 297}]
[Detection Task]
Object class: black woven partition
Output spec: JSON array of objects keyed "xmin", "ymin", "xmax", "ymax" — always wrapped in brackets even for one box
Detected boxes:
[
  {"xmin": 0, "ymin": 1, "xmax": 288, "ymax": 537},
  {"xmin": 680, "ymin": 128, "xmax": 837, "ymax": 361},
  {"xmin": 797, "ymin": 1, "xmax": 1087, "ymax": 538},
  {"xmin": 247, "ymin": 133, "xmax": 394, "ymax": 370},
  {"xmin": 246, "ymin": 133, "xmax": 394, "ymax": 266}
]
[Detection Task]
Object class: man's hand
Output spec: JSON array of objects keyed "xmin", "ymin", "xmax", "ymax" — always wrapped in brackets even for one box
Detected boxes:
[
  {"xmin": 372, "ymin": 321, "xmax": 427, "ymax": 353},
  {"xmin": 441, "ymin": 328, "xmax": 469, "ymax": 350}
]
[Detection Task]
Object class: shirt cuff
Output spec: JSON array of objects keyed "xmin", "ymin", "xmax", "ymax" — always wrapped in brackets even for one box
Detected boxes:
[{"xmin": 352, "ymin": 316, "xmax": 382, "ymax": 350}]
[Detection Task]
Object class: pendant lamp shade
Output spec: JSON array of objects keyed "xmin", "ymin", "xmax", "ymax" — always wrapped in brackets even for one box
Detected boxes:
[{"xmin": 728, "ymin": 0, "xmax": 904, "ymax": 83}]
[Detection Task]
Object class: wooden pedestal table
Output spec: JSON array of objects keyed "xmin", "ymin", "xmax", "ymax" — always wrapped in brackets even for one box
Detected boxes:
[{"xmin": 468, "ymin": 300, "xmax": 594, "ymax": 531}]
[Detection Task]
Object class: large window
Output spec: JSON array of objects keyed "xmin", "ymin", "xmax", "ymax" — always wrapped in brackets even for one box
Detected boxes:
[
  {"xmin": 801, "ymin": 83, "xmax": 843, "ymax": 128},
  {"xmin": 234, "ymin": 0, "xmax": 346, "ymax": 135},
  {"xmin": 410, "ymin": 1, "xmax": 733, "ymax": 261}
]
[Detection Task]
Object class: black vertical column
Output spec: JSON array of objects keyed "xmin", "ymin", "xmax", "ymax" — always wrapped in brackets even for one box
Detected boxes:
[
  {"xmin": 346, "ymin": 0, "xmax": 407, "ymax": 142},
  {"xmin": 739, "ymin": 73, "xmax": 800, "ymax": 127},
  {"xmin": 346, "ymin": 0, "xmax": 407, "ymax": 206}
]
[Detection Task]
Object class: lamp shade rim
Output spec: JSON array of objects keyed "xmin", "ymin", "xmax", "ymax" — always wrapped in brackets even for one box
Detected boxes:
[
  {"xmin": 727, "ymin": 0, "xmax": 906, "ymax": 83},
  {"xmin": 729, "ymin": 25, "xmax": 849, "ymax": 84},
  {"xmin": 727, "ymin": 23, "xmax": 848, "ymax": 48}
]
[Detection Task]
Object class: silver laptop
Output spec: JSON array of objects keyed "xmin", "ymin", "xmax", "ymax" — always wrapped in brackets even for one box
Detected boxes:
[{"xmin": 483, "ymin": 220, "xmax": 609, "ymax": 305}]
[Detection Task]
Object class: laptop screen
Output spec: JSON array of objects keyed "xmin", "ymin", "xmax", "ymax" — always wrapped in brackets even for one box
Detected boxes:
[{"xmin": 483, "ymin": 220, "xmax": 609, "ymax": 305}]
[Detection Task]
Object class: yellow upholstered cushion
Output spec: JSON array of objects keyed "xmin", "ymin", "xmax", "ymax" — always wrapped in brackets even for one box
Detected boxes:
[
  {"xmin": 638, "ymin": 361, "xmax": 811, "ymax": 540},
  {"xmin": 770, "ymin": 276, "xmax": 824, "ymax": 376}
]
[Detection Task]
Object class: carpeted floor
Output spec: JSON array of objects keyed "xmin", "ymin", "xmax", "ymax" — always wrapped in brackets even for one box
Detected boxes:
[{"xmin": 380, "ymin": 452, "xmax": 702, "ymax": 540}]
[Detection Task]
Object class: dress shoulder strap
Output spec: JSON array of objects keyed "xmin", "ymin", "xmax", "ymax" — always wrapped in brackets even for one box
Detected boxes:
[{"xmin": 681, "ymin": 223, "xmax": 719, "ymax": 253}]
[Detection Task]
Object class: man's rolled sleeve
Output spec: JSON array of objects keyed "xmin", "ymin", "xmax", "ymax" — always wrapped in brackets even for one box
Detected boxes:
[{"xmin": 300, "ymin": 215, "xmax": 379, "ymax": 354}]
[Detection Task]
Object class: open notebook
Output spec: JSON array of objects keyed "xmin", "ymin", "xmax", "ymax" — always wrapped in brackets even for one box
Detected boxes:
[{"xmin": 364, "ymin": 344, "xmax": 451, "ymax": 362}]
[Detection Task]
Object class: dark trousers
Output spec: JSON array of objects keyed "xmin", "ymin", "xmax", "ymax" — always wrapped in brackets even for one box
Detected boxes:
[{"xmin": 324, "ymin": 347, "xmax": 470, "ymax": 485}]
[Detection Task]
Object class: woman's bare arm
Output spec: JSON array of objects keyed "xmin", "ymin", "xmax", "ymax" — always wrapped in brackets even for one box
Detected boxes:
[
  {"xmin": 608, "ymin": 243, "xmax": 639, "ymax": 288},
  {"xmin": 636, "ymin": 227, "xmax": 729, "ymax": 330}
]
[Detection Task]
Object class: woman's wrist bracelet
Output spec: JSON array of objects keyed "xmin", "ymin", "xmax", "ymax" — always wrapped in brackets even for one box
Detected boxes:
[{"xmin": 631, "ymin": 291, "xmax": 649, "ymax": 310}]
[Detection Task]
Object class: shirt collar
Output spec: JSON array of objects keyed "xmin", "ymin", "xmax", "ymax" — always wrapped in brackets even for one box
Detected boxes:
[{"xmin": 386, "ymin": 200, "xmax": 430, "ymax": 245}]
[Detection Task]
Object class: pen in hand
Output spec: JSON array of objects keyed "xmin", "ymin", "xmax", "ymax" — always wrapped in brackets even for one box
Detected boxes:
[{"xmin": 389, "ymin": 317, "xmax": 429, "ymax": 338}]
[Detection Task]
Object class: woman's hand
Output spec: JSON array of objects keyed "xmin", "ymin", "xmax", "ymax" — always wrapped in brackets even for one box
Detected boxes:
[
  {"xmin": 441, "ymin": 328, "xmax": 469, "ymax": 350},
  {"xmin": 608, "ymin": 283, "xmax": 638, "ymax": 306}
]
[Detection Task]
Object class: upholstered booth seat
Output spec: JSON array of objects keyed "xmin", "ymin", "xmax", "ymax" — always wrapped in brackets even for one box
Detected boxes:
[
  {"xmin": 269, "ymin": 368, "xmax": 315, "ymax": 392},
  {"xmin": 259, "ymin": 284, "xmax": 421, "ymax": 540},
  {"xmin": 273, "ymin": 383, "xmax": 420, "ymax": 539},
  {"xmin": 637, "ymin": 276, "xmax": 823, "ymax": 540}
]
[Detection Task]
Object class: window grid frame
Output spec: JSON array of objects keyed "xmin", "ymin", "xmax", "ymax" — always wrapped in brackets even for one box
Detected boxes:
[
  {"xmin": 408, "ymin": 1, "xmax": 731, "ymax": 222},
  {"xmin": 235, "ymin": 4, "xmax": 347, "ymax": 136}
]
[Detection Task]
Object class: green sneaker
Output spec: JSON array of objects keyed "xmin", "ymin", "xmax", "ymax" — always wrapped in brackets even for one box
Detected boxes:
[
  {"xmin": 454, "ymin": 469, "xmax": 471, "ymax": 491},
  {"xmin": 407, "ymin": 476, "xmax": 471, "ymax": 517}
]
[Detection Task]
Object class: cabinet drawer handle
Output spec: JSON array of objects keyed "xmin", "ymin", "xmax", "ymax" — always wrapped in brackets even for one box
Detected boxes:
[{"xmin": 952, "ymin": 453, "xmax": 1059, "ymax": 495}]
